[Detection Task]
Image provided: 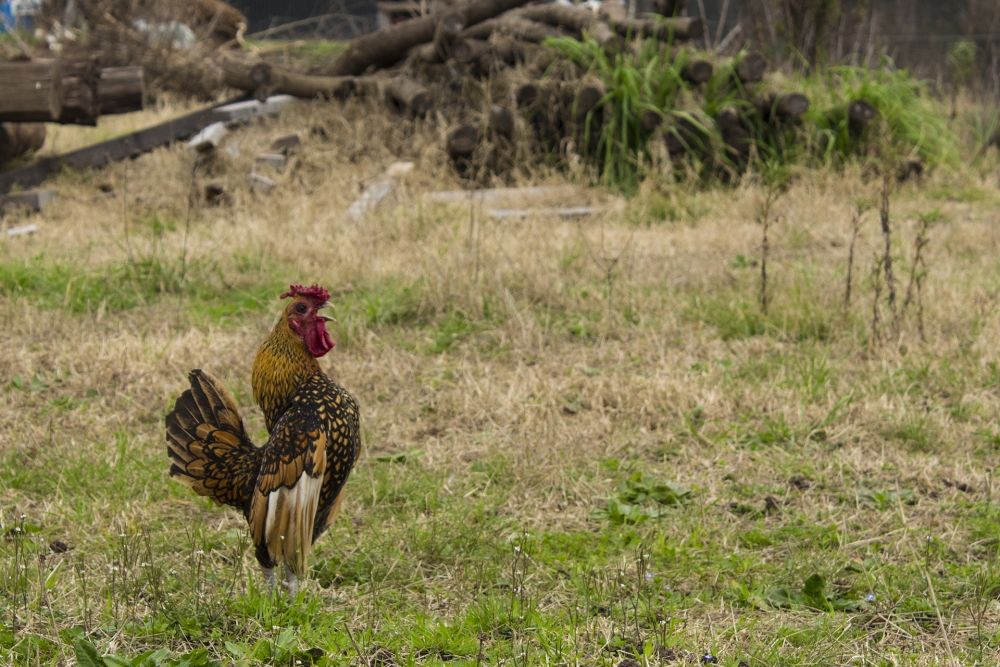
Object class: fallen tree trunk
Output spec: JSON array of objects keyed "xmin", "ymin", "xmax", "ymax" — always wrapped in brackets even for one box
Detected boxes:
[
  {"xmin": 98, "ymin": 67, "xmax": 146, "ymax": 115},
  {"xmin": 616, "ymin": 17, "xmax": 704, "ymax": 41},
  {"xmin": 0, "ymin": 123, "xmax": 46, "ymax": 163},
  {"xmin": 516, "ymin": 4, "xmax": 616, "ymax": 46},
  {"xmin": 0, "ymin": 61, "xmax": 63, "ymax": 123},
  {"xmin": 330, "ymin": 0, "xmax": 533, "ymax": 76},
  {"xmin": 217, "ymin": 51, "xmax": 356, "ymax": 100},
  {"xmin": 461, "ymin": 16, "xmax": 561, "ymax": 44}
]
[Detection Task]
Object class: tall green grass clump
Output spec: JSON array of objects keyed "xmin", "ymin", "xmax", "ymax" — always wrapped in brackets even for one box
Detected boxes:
[
  {"xmin": 804, "ymin": 61, "xmax": 958, "ymax": 167},
  {"xmin": 546, "ymin": 32, "xmax": 727, "ymax": 192}
]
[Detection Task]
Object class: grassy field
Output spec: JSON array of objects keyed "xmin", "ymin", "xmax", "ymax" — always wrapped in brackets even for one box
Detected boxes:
[{"xmin": 3, "ymin": 95, "xmax": 1000, "ymax": 667}]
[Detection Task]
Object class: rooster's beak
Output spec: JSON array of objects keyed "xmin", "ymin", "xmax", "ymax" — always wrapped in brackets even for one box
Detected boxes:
[{"xmin": 318, "ymin": 300, "xmax": 335, "ymax": 322}]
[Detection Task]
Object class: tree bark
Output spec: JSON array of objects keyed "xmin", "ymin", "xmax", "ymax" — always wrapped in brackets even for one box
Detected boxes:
[
  {"xmin": 0, "ymin": 123, "xmax": 46, "ymax": 163},
  {"xmin": 330, "ymin": 0, "xmax": 533, "ymax": 75},
  {"xmin": 0, "ymin": 61, "xmax": 63, "ymax": 123},
  {"xmin": 98, "ymin": 67, "xmax": 145, "ymax": 115},
  {"xmin": 384, "ymin": 76, "xmax": 433, "ymax": 117}
]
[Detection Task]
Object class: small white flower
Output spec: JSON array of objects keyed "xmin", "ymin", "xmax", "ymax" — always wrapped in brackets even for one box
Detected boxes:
[{"xmin": 196, "ymin": 550, "xmax": 204, "ymax": 555}]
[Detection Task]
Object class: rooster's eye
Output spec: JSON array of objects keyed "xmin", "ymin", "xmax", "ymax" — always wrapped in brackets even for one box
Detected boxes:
[{"xmin": 295, "ymin": 304, "xmax": 308, "ymax": 314}]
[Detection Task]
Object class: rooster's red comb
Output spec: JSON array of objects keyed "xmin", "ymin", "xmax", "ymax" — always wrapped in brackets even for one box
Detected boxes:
[{"xmin": 280, "ymin": 284, "xmax": 331, "ymax": 302}]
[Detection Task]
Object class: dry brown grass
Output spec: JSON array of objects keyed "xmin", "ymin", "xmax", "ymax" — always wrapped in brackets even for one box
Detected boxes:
[{"xmin": 3, "ymin": 97, "xmax": 1000, "ymax": 664}]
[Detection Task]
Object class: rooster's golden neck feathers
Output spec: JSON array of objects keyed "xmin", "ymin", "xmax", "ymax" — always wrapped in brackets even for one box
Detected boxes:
[{"xmin": 252, "ymin": 284, "xmax": 335, "ymax": 432}]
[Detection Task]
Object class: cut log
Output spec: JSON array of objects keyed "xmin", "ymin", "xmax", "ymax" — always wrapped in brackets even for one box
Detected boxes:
[
  {"xmin": 0, "ymin": 123, "xmax": 46, "ymax": 163},
  {"xmin": 461, "ymin": 16, "xmax": 561, "ymax": 44},
  {"xmin": 330, "ymin": 0, "xmax": 533, "ymax": 76},
  {"xmin": 385, "ymin": 76, "xmax": 432, "ymax": 117},
  {"xmin": 735, "ymin": 51, "xmax": 768, "ymax": 83},
  {"xmin": 722, "ymin": 126, "xmax": 751, "ymax": 157},
  {"xmin": 663, "ymin": 116, "xmax": 705, "ymax": 154},
  {"xmin": 98, "ymin": 67, "xmax": 145, "ymax": 115},
  {"xmin": 715, "ymin": 106, "xmax": 742, "ymax": 133},
  {"xmin": 447, "ymin": 124, "xmax": 481, "ymax": 160},
  {"xmin": 434, "ymin": 10, "xmax": 467, "ymax": 60},
  {"xmin": 451, "ymin": 38, "xmax": 491, "ymax": 64},
  {"xmin": 616, "ymin": 17, "xmax": 704, "ymax": 41},
  {"xmin": 515, "ymin": 82, "xmax": 539, "ymax": 107},
  {"xmin": 640, "ymin": 109, "xmax": 663, "ymax": 133},
  {"xmin": 490, "ymin": 105, "xmax": 514, "ymax": 137},
  {"xmin": 680, "ymin": 59, "xmax": 713, "ymax": 85},
  {"xmin": 848, "ymin": 99, "xmax": 877, "ymax": 124},
  {"xmin": 0, "ymin": 61, "xmax": 63, "ymax": 123},
  {"xmin": 757, "ymin": 92, "xmax": 810, "ymax": 121},
  {"xmin": 561, "ymin": 78, "xmax": 606, "ymax": 122}
]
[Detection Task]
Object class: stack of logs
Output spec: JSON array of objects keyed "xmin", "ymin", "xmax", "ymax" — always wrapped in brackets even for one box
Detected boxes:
[{"xmin": 0, "ymin": 59, "xmax": 144, "ymax": 163}]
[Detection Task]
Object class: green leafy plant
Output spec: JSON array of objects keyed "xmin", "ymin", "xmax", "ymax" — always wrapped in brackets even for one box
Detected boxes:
[{"xmin": 596, "ymin": 473, "xmax": 691, "ymax": 524}]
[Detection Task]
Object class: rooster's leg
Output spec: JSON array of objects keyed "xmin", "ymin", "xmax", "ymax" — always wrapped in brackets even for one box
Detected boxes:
[
  {"xmin": 261, "ymin": 566, "xmax": 277, "ymax": 591},
  {"xmin": 281, "ymin": 563, "xmax": 299, "ymax": 596}
]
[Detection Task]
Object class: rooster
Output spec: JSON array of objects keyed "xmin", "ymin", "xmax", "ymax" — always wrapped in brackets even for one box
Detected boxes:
[{"xmin": 165, "ymin": 284, "xmax": 360, "ymax": 593}]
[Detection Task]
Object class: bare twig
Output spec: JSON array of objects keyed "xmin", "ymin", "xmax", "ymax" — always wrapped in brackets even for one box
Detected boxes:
[
  {"xmin": 758, "ymin": 187, "xmax": 779, "ymax": 316},
  {"xmin": 845, "ymin": 199, "xmax": 872, "ymax": 308},
  {"xmin": 869, "ymin": 253, "xmax": 884, "ymax": 350},
  {"xmin": 879, "ymin": 171, "xmax": 898, "ymax": 335}
]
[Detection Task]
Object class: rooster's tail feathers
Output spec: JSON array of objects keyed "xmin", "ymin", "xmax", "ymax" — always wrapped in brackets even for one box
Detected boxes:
[{"xmin": 166, "ymin": 369, "xmax": 261, "ymax": 509}]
